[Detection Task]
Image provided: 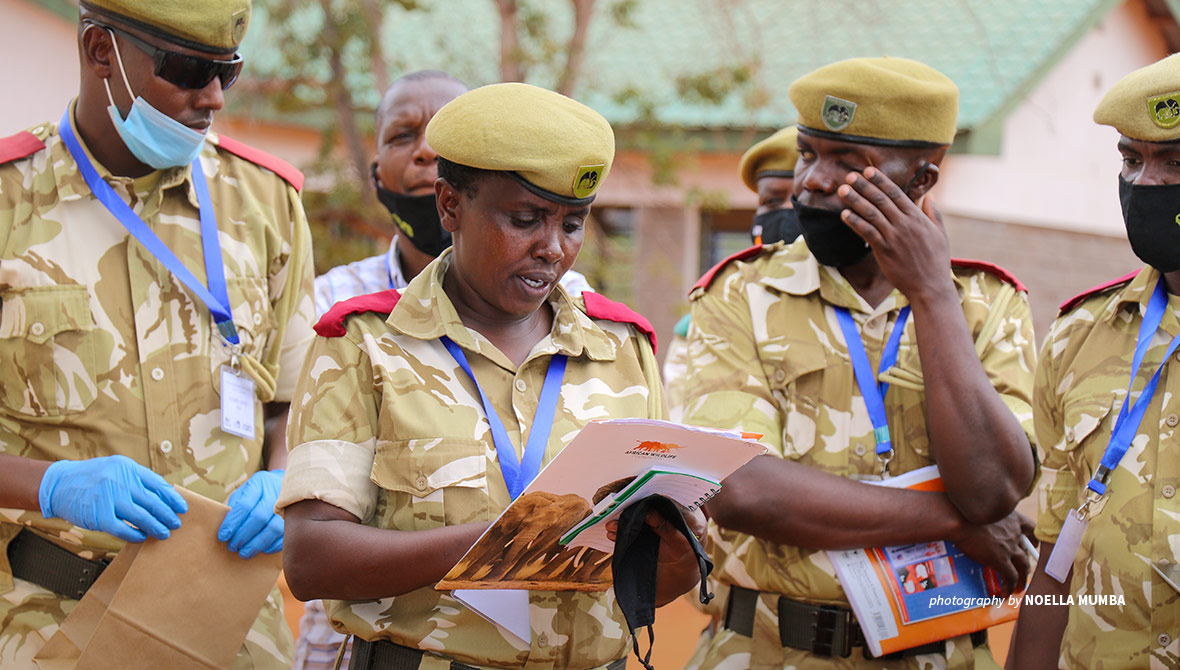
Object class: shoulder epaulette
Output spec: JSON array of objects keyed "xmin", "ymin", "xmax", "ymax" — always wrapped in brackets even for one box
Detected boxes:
[
  {"xmin": 692, "ymin": 244, "xmax": 765, "ymax": 293},
  {"xmin": 314, "ymin": 289, "xmax": 402, "ymax": 337},
  {"xmin": 0, "ymin": 131, "xmax": 46, "ymax": 166},
  {"xmin": 582, "ymin": 291, "xmax": 657, "ymax": 353},
  {"xmin": 950, "ymin": 258, "xmax": 1027, "ymax": 293},
  {"xmin": 215, "ymin": 135, "xmax": 304, "ymax": 192},
  {"xmin": 1059, "ymin": 269, "xmax": 1141, "ymax": 315}
]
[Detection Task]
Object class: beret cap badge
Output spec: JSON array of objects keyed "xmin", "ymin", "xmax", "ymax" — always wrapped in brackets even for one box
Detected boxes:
[
  {"xmin": 822, "ymin": 95, "xmax": 857, "ymax": 132},
  {"xmin": 1148, "ymin": 92, "xmax": 1180, "ymax": 129},
  {"xmin": 572, "ymin": 165, "xmax": 604, "ymax": 199}
]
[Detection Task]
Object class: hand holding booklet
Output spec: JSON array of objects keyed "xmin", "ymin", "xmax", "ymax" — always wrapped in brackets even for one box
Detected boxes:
[
  {"xmin": 826, "ymin": 466, "xmax": 1026, "ymax": 657},
  {"xmin": 438, "ymin": 418, "xmax": 765, "ymax": 593}
]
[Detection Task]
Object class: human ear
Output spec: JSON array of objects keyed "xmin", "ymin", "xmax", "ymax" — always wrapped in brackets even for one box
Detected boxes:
[
  {"xmin": 80, "ymin": 23, "xmax": 115, "ymax": 80},
  {"xmin": 905, "ymin": 162, "xmax": 940, "ymax": 200},
  {"xmin": 436, "ymin": 178, "xmax": 461, "ymax": 233}
]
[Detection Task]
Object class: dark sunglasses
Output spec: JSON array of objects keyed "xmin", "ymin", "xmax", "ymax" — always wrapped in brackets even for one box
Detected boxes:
[{"xmin": 89, "ymin": 21, "xmax": 244, "ymax": 91}]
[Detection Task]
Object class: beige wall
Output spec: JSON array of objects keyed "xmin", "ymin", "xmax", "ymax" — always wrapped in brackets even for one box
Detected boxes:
[
  {"xmin": 935, "ymin": 0, "xmax": 1166, "ymax": 238},
  {"xmin": 1, "ymin": 0, "xmax": 79, "ymax": 133}
]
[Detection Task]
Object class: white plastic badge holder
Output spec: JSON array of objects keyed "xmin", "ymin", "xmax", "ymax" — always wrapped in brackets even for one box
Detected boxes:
[
  {"xmin": 220, "ymin": 367, "xmax": 256, "ymax": 439},
  {"xmin": 1045, "ymin": 508, "xmax": 1089, "ymax": 583}
]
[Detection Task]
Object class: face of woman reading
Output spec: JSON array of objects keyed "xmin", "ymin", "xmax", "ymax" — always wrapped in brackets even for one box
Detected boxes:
[{"xmin": 439, "ymin": 173, "xmax": 587, "ymax": 322}]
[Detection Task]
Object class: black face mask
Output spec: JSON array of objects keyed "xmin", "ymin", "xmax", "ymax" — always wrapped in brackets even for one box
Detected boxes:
[
  {"xmin": 1120, "ymin": 175, "xmax": 1180, "ymax": 272},
  {"xmin": 792, "ymin": 195, "xmax": 870, "ymax": 267},
  {"xmin": 372, "ymin": 164, "xmax": 451, "ymax": 257},
  {"xmin": 612, "ymin": 495, "xmax": 713, "ymax": 670},
  {"xmin": 751, "ymin": 208, "xmax": 802, "ymax": 246}
]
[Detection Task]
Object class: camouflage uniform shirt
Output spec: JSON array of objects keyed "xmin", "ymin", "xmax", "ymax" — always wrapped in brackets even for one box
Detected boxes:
[
  {"xmin": 1034, "ymin": 266, "xmax": 1180, "ymax": 669},
  {"xmin": 0, "ymin": 110, "xmax": 315, "ymax": 669},
  {"xmin": 278, "ymin": 250, "xmax": 664, "ymax": 670},
  {"xmin": 683, "ymin": 241, "xmax": 1036, "ymax": 669}
]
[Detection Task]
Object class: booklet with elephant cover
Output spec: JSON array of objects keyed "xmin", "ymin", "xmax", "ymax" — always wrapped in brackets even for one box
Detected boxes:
[
  {"xmin": 826, "ymin": 466, "xmax": 1024, "ymax": 657},
  {"xmin": 437, "ymin": 418, "xmax": 766, "ymax": 593}
]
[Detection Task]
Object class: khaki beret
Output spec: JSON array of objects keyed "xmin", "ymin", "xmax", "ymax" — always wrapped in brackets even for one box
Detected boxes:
[
  {"xmin": 1094, "ymin": 53, "xmax": 1180, "ymax": 142},
  {"xmin": 788, "ymin": 57, "xmax": 959, "ymax": 146},
  {"xmin": 81, "ymin": 0, "xmax": 249, "ymax": 54},
  {"xmin": 426, "ymin": 82, "xmax": 614, "ymax": 205},
  {"xmin": 739, "ymin": 127, "xmax": 799, "ymax": 193}
]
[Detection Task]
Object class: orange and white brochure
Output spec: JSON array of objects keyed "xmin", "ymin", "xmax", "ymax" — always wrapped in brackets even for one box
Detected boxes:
[{"xmin": 827, "ymin": 466, "xmax": 1023, "ymax": 657}]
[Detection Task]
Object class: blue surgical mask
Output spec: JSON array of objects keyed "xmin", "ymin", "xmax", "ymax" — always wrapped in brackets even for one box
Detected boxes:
[{"xmin": 103, "ymin": 29, "xmax": 206, "ymax": 169}]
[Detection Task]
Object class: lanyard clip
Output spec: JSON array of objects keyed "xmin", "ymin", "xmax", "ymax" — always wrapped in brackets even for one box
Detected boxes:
[
  {"xmin": 877, "ymin": 449, "xmax": 893, "ymax": 479},
  {"xmin": 1077, "ymin": 488, "xmax": 1103, "ymax": 521},
  {"xmin": 217, "ymin": 319, "xmax": 239, "ymax": 345}
]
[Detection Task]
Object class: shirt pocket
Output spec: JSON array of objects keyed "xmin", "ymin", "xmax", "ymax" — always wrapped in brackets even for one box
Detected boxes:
[
  {"xmin": 1056, "ymin": 393, "xmax": 1117, "ymax": 505},
  {"xmin": 763, "ymin": 339, "xmax": 831, "ymax": 461},
  {"xmin": 370, "ymin": 437, "xmax": 490, "ymax": 531},
  {"xmin": 209, "ymin": 276, "xmax": 276, "ymax": 393},
  {"xmin": 0, "ymin": 286, "xmax": 100, "ymax": 417}
]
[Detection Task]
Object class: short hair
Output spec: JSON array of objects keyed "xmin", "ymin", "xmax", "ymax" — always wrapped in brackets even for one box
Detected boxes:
[
  {"xmin": 437, "ymin": 157, "xmax": 495, "ymax": 199},
  {"xmin": 374, "ymin": 70, "xmax": 467, "ymax": 130}
]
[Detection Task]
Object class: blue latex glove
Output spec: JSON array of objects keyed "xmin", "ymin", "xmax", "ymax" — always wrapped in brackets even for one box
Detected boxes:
[
  {"xmin": 218, "ymin": 469, "xmax": 284, "ymax": 559},
  {"xmin": 38, "ymin": 455, "xmax": 188, "ymax": 543}
]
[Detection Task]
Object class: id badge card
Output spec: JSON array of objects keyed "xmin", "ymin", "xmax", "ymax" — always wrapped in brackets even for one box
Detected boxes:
[
  {"xmin": 220, "ymin": 366, "xmax": 257, "ymax": 439},
  {"xmin": 1045, "ymin": 508, "xmax": 1089, "ymax": 583}
]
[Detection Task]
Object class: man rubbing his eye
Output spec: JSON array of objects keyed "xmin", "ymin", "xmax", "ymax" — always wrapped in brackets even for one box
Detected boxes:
[{"xmin": 0, "ymin": 1, "xmax": 315, "ymax": 667}]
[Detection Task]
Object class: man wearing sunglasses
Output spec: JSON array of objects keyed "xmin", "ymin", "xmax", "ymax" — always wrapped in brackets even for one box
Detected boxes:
[{"xmin": 0, "ymin": 1, "xmax": 313, "ymax": 668}]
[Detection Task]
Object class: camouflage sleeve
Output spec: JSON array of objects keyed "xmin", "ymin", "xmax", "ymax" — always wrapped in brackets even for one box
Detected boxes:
[
  {"xmin": 682, "ymin": 273, "xmax": 783, "ymax": 455},
  {"xmin": 978, "ymin": 285, "xmax": 1038, "ymax": 449},
  {"xmin": 636, "ymin": 326, "xmax": 667, "ymax": 421},
  {"xmin": 268, "ymin": 184, "xmax": 317, "ymax": 403},
  {"xmin": 278, "ymin": 326, "xmax": 380, "ymax": 521},
  {"xmin": 1032, "ymin": 319, "xmax": 1076, "ymax": 544}
]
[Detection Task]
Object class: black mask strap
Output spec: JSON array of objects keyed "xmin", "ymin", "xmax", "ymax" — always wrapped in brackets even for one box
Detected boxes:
[{"xmin": 612, "ymin": 495, "xmax": 713, "ymax": 670}]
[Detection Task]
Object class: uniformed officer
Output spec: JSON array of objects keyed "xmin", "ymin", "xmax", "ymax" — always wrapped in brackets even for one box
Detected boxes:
[
  {"xmin": 665, "ymin": 125, "xmax": 803, "ymax": 424},
  {"xmin": 682, "ymin": 57, "xmax": 1038, "ymax": 669},
  {"xmin": 1007, "ymin": 53, "xmax": 1180, "ymax": 669},
  {"xmin": 278, "ymin": 82, "xmax": 705, "ymax": 670},
  {"xmin": 0, "ymin": 0, "xmax": 314, "ymax": 667},
  {"xmin": 741, "ymin": 125, "xmax": 802, "ymax": 246}
]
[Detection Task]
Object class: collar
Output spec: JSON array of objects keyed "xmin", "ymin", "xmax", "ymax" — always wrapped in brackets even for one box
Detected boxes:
[
  {"xmin": 54, "ymin": 100, "xmax": 197, "ymax": 206},
  {"xmin": 1108, "ymin": 266, "xmax": 1179, "ymax": 333},
  {"xmin": 386, "ymin": 249, "xmax": 617, "ymax": 369},
  {"xmin": 757, "ymin": 239, "xmax": 910, "ymax": 314}
]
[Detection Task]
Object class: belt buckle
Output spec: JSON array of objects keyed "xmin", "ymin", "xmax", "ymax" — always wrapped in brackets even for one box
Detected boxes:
[{"xmin": 810, "ymin": 605, "xmax": 853, "ymax": 658}]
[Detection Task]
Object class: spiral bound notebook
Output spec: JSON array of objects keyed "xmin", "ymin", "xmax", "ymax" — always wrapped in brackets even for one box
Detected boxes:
[{"xmin": 437, "ymin": 418, "xmax": 766, "ymax": 593}]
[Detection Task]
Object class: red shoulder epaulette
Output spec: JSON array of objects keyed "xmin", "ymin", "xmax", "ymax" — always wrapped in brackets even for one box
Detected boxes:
[
  {"xmin": 314, "ymin": 289, "xmax": 402, "ymax": 337},
  {"xmin": 215, "ymin": 135, "xmax": 304, "ymax": 192},
  {"xmin": 582, "ymin": 291, "xmax": 657, "ymax": 353},
  {"xmin": 692, "ymin": 244, "xmax": 764, "ymax": 293},
  {"xmin": 950, "ymin": 258, "xmax": 1028, "ymax": 293},
  {"xmin": 0, "ymin": 131, "xmax": 46, "ymax": 165},
  {"xmin": 1059, "ymin": 269, "xmax": 1141, "ymax": 315}
]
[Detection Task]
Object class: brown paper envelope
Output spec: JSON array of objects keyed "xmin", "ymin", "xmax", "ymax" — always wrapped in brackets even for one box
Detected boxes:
[{"xmin": 35, "ymin": 487, "xmax": 282, "ymax": 670}]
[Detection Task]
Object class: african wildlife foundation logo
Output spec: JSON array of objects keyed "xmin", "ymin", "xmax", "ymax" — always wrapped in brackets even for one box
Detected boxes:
[{"xmin": 625, "ymin": 440, "xmax": 683, "ymax": 459}]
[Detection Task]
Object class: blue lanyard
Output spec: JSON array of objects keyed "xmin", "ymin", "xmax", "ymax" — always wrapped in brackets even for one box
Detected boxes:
[
  {"xmin": 1088, "ymin": 279, "xmax": 1180, "ymax": 496},
  {"xmin": 58, "ymin": 111, "xmax": 239, "ymax": 345},
  {"xmin": 441, "ymin": 337, "xmax": 567, "ymax": 499},
  {"xmin": 835, "ymin": 306, "xmax": 911, "ymax": 468}
]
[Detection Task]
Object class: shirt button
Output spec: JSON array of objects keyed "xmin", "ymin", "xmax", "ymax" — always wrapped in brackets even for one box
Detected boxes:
[
  {"xmin": 774, "ymin": 369, "xmax": 786, "ymax": 382},
  {"xmin": 1159, "ymin": 632, "xmax": 1172, "ymax": 647},
  {"xmin": 415, "ymin": 472, "xmax": 428, "ymax": 491},
  {"xmin": 537, "ymin": 633, "xmax": 548, "ymax": 648},
  {"xmin": 30, "ymin": 322, "xmax": 45, "ymax": 336},
  {"xmin": 515, "ymin": 379, "xmax": 527, "ymax": 393},
  {"xmin": 1164, "ymin": 485, "xmax": 1176, "ymax": 499},
  {"xmin": 253, "ymin": 312, "xmax": 262, "ymax": 325},
  {"xmin": 1168, "ymin": 414, "xmax": 1180, "ymax": 427},
  {"xmin": 160, "ymin": 440, "xmax": 173, "ymax": 454},
  {"xmin": 854, "ymin": 444, "xmax": 867, "ymax": 456},
  {"xmin": 151, "ymin": 367, "xmax": 165, "ymax": 381}
]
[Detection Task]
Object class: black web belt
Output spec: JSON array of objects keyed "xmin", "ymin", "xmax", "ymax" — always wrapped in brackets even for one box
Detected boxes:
[
  {"xmin": 722, "ymin": 585, "xmax": 987, "ymax": 659},
  {"xmin": 7, "ymin": 528, "xmax": 110, "ymax": 600},
  {"xmin": 350, "ymin": 638, "xmax": 627, "ymax": 670}
]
